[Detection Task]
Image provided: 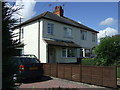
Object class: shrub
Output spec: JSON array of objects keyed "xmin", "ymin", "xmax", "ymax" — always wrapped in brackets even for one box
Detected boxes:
[
  {"xmin": 94, "ymin": 36, "xmax": 120, "ymax": 66},
  {"xmin": 81, "ymin": 58, "xmax": 96, "ymax": 66}
]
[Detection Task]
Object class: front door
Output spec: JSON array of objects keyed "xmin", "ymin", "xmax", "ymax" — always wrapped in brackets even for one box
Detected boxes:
[{"xmin": 48, "ymin": 47, "xmax": 56, "ymax": 63}]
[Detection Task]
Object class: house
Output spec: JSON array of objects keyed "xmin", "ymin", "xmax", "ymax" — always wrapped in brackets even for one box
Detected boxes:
[{"xmin": 14, "ymin": 6, "xmax": 99, "ymax": 63}]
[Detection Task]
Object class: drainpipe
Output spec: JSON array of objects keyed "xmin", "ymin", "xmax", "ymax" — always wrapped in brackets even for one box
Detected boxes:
[{"xmin": 38, "ymin": 21, "xmax": 40, "ymax": 60}]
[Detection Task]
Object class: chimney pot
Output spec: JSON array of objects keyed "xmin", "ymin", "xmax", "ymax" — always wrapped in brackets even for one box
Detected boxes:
[{"xmin": 53, "ymin": 6, "xmax": 64, "ymax": 16}]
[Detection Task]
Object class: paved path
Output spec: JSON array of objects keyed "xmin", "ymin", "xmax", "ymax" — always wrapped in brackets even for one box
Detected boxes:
[{"xmin": 19, "ymin": 76, "xmax": 110, "ymax": 89}]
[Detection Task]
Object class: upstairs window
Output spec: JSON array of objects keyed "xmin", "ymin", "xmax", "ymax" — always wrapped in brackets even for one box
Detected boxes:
[
  {"xmin": 64, "ymin": 27, "xmax": 72, "ymax": 38},
  {"xmin": 81, "ymin": 30, "xmax": 87, "ymax": 40},
  {"xmin": 47, "ymin": 23, "xmax": 54, "ymax": 35},
  {"xmin": 92, "ymin": 33, "xmax": 96, "ymax": 42}
]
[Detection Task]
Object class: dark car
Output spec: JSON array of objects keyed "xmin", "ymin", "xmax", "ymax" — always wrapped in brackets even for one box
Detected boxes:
[{"xmin": 10, "ymin": 55, "xmax": 43, "ymax": 82}]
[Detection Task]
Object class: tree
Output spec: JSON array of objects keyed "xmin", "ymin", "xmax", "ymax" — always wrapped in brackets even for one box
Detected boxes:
[
  {"xmin": 94, "ymin": 36, "xmax": 120, "ymax": 66},
  {"xmin": 2, "ymin": 2, "xmax": 23, "ymax": 89}
]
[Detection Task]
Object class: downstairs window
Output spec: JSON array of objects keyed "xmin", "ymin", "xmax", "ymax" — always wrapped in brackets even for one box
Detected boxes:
[{"xmin": 62, "ymin": 48, "xmax": 76, "ymax": 58}]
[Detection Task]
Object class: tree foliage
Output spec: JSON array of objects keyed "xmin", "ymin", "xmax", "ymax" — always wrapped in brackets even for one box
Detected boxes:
[
  {"xmin": 2, "ymin": 2, "xmax": 23, "ymax": 89},
  {"xmin": 94, "ymin": 36, "xmax": 120, "ymax": 66}
]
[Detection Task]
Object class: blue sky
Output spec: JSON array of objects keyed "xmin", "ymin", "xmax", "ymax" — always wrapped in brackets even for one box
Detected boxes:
[
  {"xmin": 34, "ymin": 2, "xmax": 118, "ymax": 31},
  {"xmin": 9, "ymin": 1, "xmax": 119, "ymax": 42}
]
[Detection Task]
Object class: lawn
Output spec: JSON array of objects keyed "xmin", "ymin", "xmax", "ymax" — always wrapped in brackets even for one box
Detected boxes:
[{"xmin": 117, "ymin": 67, "xmax": 120, "ymax": 78}]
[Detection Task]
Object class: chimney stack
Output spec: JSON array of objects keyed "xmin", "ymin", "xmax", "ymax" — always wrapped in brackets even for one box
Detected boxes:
[{"xmin": 53, "ymin": 6, "xmax": 64, "ymax": 16}]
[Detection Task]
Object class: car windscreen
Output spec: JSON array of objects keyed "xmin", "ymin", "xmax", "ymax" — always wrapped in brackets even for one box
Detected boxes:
[{"xmin": 19, "ymin": 58, "xmax": 40, "ymax": 64}]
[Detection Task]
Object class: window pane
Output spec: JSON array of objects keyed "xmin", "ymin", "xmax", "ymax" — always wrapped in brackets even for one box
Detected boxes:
[
  {"xmin": 21, "ymin": 28, "xmax": 24, "ymax": 39},
  {"xmin": 81, "ymin": 30, "xmax": 87, "ymax": 40},
  {"xmin": 62, "ymin": 48, "xmax": 66, "ymax": 57},
  {"xmin": 92, "ymin": 33, "xmax": 95, "ymax": 42},
  {"xmin": 85, "ymin": 49, "xmax": 90, "ymax": 57},
  {"xmin": 47, "ymin": 23, "xmax": 54, "ymax": 34},
  {"xmin": 64, "ymin": 27, "xmax": 72, "ymax": 38},
  {"xmin": 67, "ymin": 48, "xmax": 76, "ymax": 57},
  {"xmin": 84, "ymin": 31, "xmax": 87, "ymax": 40},
  {"xmin": 80, "ymin": 49, "xmax": 83, "ymax": 57}
]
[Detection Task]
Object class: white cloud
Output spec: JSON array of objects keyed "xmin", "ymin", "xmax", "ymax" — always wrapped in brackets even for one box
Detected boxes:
[
  {"xmin": 99, "ymin": 17, "xmax": 114, "ymax": 25},
  {"xmin": 11, "ymin": 0, "xmax": 36, "ymax": 22},
  {"xmin": 78, "ymin": 21, "xmax": 81, "ymax": 24},
  {"xmin": 98, "ymin": 27, "xmax": 118, "ymax": 43}
]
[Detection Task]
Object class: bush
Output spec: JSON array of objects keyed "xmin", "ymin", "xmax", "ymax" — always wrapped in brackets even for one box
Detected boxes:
[
  {"xmin": 81, "ymin": 58, "xmax": 96, "ymax": 66},
  {"xmin": 94, "ymin": 36, "xmax": 120, "ymax": 66}
]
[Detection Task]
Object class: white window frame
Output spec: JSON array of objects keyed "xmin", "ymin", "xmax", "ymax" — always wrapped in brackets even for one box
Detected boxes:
[
  {"xmin": 62, "ymin": 48, "xmax": 76, "ymax": 58},
  {"xmin": 81, "ymin": 30, "xmax": 87, "ymax": 40},
  {"xmin": 85, "ymin": 49, "xmax": 91, "ymax": 57},
  {"xmin": 92, "ymin": 33, "xmax": 96, "ymax": 42},
  {"xmin": 80, "ymin": 48, "xmax": 83, "ymax": 57},
  {"xmin": 47, "ymin": 23, "xmax": 54, "ymax": 35},
  {"xmin": 64, "ymin": 27, "xmax": 72, "ymax": 38}
]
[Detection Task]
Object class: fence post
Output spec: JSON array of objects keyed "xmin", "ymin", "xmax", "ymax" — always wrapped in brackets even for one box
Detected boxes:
[
  {"xmin": 56, "ymin": 63, "xmax": 58, "ymax": 78},
  {"xmin": 70, "ymin": 65, "xmax": 72, "ymax": 80},
  {"xmin": 50, "ymin": 64, "xmax": 51, "ymax": 76}
]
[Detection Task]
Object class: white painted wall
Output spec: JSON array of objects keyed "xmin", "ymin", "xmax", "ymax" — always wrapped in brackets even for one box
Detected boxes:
[
  {"xmin": 42, "ymin": 19, "xmax": 97, "ymax": 49},
  {"xmin": 14, "ymin": 20, "xmax": 48, "ymax": 63},
  {"xmin": 39, "ymin": 20, "xmax": 47, "ymax": 63},
  {"xmin": 42, "ymin": 19, "xmax": 97, "ymax": 60},
  {"xmin": 23, "ymin": 21, "xmax": 38, "ymax": 59},
  {"xmin": 14, "ymin": 18, "xmax": 98, "ymax": 63}
]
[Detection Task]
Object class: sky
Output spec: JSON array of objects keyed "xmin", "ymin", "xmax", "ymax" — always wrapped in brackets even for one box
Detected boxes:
[{"xmin": 8, "ymin": 1, "xmax": 119, "ymax": 43}]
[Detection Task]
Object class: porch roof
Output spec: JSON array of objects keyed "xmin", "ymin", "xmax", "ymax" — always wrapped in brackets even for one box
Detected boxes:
[{"xmin": 44, "ymin": 39, "xmax": 81, "ymax": 48}]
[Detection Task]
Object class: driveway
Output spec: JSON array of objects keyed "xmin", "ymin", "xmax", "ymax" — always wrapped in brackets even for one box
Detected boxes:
[{"xmin": 18, "ymin": 76, "xmax": 111, "ymax": 89}]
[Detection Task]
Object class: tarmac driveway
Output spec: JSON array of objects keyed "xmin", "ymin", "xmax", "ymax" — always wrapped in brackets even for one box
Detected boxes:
[{"xmin": 19, "ymin": 76, "xmax": 111, "ymax": 89}]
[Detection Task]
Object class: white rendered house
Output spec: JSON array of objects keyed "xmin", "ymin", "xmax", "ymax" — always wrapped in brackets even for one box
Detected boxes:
[{"xmin": 14, "ymin": 6, "xmax": 98, "ymax": 63}]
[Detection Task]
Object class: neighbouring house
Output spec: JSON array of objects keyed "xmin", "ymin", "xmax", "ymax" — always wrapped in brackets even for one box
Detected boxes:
[{"xmin": 13, "ymin": 6, "xmax": 99, "ymax": 63}]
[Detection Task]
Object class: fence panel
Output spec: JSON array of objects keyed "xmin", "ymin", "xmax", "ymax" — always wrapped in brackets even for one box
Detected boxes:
[
  {"xmin": 102, "ymin": 66, "xmax": 117, "ymax": 88},
  {"xmin": 91, "ymin": 66, "xmax": 103, "ymax": 86},
  {"xmin": 43, "ymin": 64, "xmax": 51, "ymax": 76},
  {"xmin": 57, "ymin": 64, "xmax": 65, "ymax": 79},
  {"xmin": 82, "ymin": 66, "xmax": 92, "ymax": 84},
  {"xmin": 64, "ymin": 65, "xmax": 72, "ymax": 80},
  {"xmin": 42, "ymin": 64, "xmax": 117, "ymax": 88},
  {"xmin": 71, "ymin": 65, "xmax": 81, "ymax": 82},
  {"xmin": 50, "ymin": 64, "xmax": 58, "ymax": 77}
]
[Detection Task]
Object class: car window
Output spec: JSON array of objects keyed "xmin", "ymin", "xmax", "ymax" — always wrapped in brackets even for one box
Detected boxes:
[
  {"xmin": 20, "ymin": 58, "xmax": 40, "ymax": 64},
  {"xmin": 10, "ymin": 57, "xmax": 21, "ymax": 65}
]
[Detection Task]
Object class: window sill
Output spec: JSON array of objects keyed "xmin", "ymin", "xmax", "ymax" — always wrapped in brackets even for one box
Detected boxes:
[
  {"xmin": 64, "ymin": 36, "xmax": 73, "ymax": 39},
  {"xmin": 47, "ymin": 33, "xmax": 55, "ymax": 36},
  {"xmin": 62, "ymin": 57, "xmax": 76, "ymax": 59}
]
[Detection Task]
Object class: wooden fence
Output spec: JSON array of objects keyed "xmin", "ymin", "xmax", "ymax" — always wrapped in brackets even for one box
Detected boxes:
[{"xmin": 43, "ymin": 64, "xmax": 117, "ymax": 88}]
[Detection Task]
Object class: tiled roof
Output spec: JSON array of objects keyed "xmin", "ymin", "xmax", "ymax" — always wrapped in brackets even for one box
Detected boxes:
[
  {"xmin": 44, "ymin": 39, "xmax": 81, "ymax": 48},
  {"xmin": 14, "ymin": 11, "xmax": 98, "ymax": 33}
]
